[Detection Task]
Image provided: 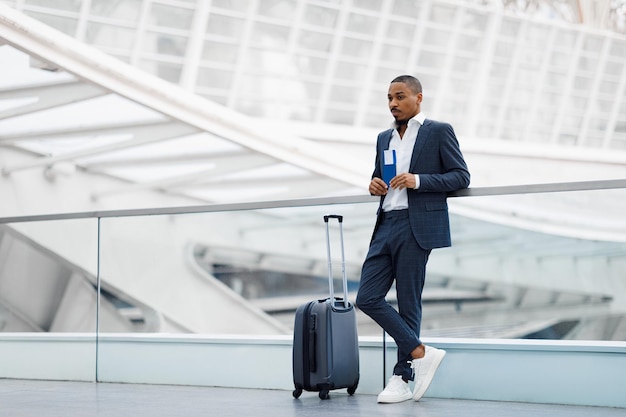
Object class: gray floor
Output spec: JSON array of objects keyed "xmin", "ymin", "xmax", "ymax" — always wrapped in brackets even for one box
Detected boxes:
[{"xmin": 1, "ymin": 379, "xmax": 625, "ymax": 417}]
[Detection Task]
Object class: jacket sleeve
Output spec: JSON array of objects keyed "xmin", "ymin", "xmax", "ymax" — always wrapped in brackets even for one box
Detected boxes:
[{"xmin": 416, "ymin": 122, "xmax": 470, "ymax": 192}]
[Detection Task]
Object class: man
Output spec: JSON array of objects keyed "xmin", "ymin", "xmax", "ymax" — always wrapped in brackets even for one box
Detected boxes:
[{"xmin": 355, "ymin": 75, "xmax": 470, "ymax": 404}]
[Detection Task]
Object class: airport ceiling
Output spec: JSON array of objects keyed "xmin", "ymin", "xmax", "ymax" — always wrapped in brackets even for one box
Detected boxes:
[
  {"xmin": 0, "ymin": 47, "xmax": 366, "ymax": 204},
  {"xmin": 0, "ymin": 72, "xmax": 371, "ymax": 209}
]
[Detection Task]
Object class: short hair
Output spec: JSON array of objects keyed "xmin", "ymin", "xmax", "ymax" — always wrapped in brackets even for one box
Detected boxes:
[{"xmin": 390, "ymin": 75, "xmax": 422, "ymax": 94}]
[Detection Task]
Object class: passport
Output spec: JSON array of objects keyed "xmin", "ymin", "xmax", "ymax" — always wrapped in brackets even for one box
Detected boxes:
[{"xmin": 382, "ymin": 149, "xmax": 396, "ymax": 186}]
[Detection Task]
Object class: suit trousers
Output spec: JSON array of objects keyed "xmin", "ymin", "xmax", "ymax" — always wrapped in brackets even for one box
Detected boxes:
[{"xmin": 356, "ymin": 209, "xmax": 430, "ymax": 381}]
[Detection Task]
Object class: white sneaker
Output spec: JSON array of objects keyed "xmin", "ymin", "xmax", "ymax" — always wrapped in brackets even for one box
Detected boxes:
[
  {"xmin": 377, "ymin": 375, "xmax": 412, "ymax": 403},
  {"xmin": 411, "ymin": 345, "xmax": 446, "ymax": 401}
]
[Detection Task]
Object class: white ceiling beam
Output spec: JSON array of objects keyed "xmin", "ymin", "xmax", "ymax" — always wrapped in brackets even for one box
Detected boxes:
[
  {"xmin": 0, "ymin": 119, "xmax": 172, "ymax": 142},
  {"xmin": 83, "ymin": 149, "xmax": 252, "ymax": 168},
  {"xmin": 1, "ymin": 122, "xmax": 200, "ymax": 174},
  {"xmin": 0, "ymin": 80, "xmax": 106, "ymax": 120},
  {"xmin": 178, "ymin": 174, "xmax": 350, "ymax": 198},
  {"xmin": 91, "ymin": 152, "xmax": 278, "ymax": 200}
]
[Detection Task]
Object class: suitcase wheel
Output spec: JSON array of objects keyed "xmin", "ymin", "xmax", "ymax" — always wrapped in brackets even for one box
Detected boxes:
[
  {"xmin": 318, "ymin": 389, "xmax": 330, "ymax": 400},
  {"xmin": 347, "ymin": 384, "xmax": 357, "ymax": 395},
  {"xmin": 292, "ymin": 387, "xmax": 302, "ymax": 399}
]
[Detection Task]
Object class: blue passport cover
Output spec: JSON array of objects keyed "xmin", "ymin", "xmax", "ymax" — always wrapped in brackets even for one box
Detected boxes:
[{"xmin": 382, "ymin": 149, "xmax": 396, "ymax": 186}]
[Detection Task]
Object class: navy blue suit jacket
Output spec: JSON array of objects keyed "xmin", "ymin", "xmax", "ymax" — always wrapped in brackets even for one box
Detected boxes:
[{"xmin": 372, "ymin": 119, "xmax": 470, "ymax": 249}]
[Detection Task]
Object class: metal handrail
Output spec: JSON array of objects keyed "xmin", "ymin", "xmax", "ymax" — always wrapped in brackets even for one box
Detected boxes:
[{"xmin": 2, "ymin": 178, "xmax": 626, "ymax": 224}]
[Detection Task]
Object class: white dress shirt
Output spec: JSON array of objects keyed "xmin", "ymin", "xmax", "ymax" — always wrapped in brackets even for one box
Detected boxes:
[{"xmin": 382, "ymin": 113, "xmax": 424, "ymax": 212}]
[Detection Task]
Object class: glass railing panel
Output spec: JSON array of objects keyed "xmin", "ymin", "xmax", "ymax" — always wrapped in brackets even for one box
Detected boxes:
[
  {"xmin": 97, "ymin": 202, "xmax": 378, "ymax": 335},
  {"xmin": 0, "ymin": 218, "xmax": 99, "ymax": 333},
  {"xmin": 433, "ymin": 189, "xmax": 626, "ymax": 340}
]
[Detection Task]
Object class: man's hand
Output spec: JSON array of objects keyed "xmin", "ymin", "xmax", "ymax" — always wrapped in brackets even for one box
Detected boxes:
[
  {"xmin": 389, "ymin": 173, "xmax": 416, "ymax": 190},
  {"xmin": 369, "ymin": 177, "xmax": 388, "ymax": 196}
]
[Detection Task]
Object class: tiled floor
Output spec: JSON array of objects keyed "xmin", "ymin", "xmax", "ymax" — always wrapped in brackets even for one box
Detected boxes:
[{"xmin": 1, "ymin": 379, "xmax": 624, "ymax": 417}]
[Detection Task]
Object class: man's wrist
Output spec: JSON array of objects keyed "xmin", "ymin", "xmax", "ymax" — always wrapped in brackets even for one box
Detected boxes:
[{"xmin": 413, "ymin": 174, "xmax": 420, "ymax": 189}]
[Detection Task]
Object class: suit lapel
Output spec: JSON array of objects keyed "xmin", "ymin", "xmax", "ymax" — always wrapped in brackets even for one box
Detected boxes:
[
  {"xmin": 381, "ymin": 129, "xmax": 393, "ymax": 151},
  {"xmin": 410, "ymin": 119, "xmax": 431, "ymax": 170},
  {"xmin": 379, "ymin": 129, "xmax": 394, "ymax": 170}
]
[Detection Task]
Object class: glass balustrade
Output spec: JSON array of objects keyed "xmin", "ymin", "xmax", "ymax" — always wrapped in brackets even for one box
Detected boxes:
[{"xmin": 2, "ymin": 187, "xmax": 625, "ymax": 342}]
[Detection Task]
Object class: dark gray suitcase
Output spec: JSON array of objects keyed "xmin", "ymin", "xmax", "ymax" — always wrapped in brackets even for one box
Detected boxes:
[{"xmin": 292, "ymin": 215, "xmax": 359, "ymax": 400}]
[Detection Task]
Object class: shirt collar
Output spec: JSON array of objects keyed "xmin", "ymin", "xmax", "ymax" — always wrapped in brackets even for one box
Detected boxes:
[{"xmin": 391, "ymin": 112, "xmax": 425, "ymax": 129}]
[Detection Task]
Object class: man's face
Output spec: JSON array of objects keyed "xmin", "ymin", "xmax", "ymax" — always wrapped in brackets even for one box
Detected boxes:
[{"xmin": 388, "ymin": 82, "xmax": 422, "ymax": 123}]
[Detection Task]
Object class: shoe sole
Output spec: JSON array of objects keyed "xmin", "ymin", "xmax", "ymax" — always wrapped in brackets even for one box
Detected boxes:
[
  {"xmin": 377, "ymin": 392, "xmax": 413, "ymax": 404},
  {"xmin": 413, "ymin": 349, "xmax": 446, "ymax": 401}
]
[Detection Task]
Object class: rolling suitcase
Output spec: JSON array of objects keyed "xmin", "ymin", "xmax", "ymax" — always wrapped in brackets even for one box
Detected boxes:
[{"xmin": 292, "ymin": 214, "xmax": 359, "ymax": 400}]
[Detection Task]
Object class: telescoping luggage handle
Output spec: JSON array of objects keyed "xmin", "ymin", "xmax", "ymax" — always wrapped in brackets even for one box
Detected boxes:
[{"xmin": 323, "ymin": 215, "xmax": 349, "ymax": 309}]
